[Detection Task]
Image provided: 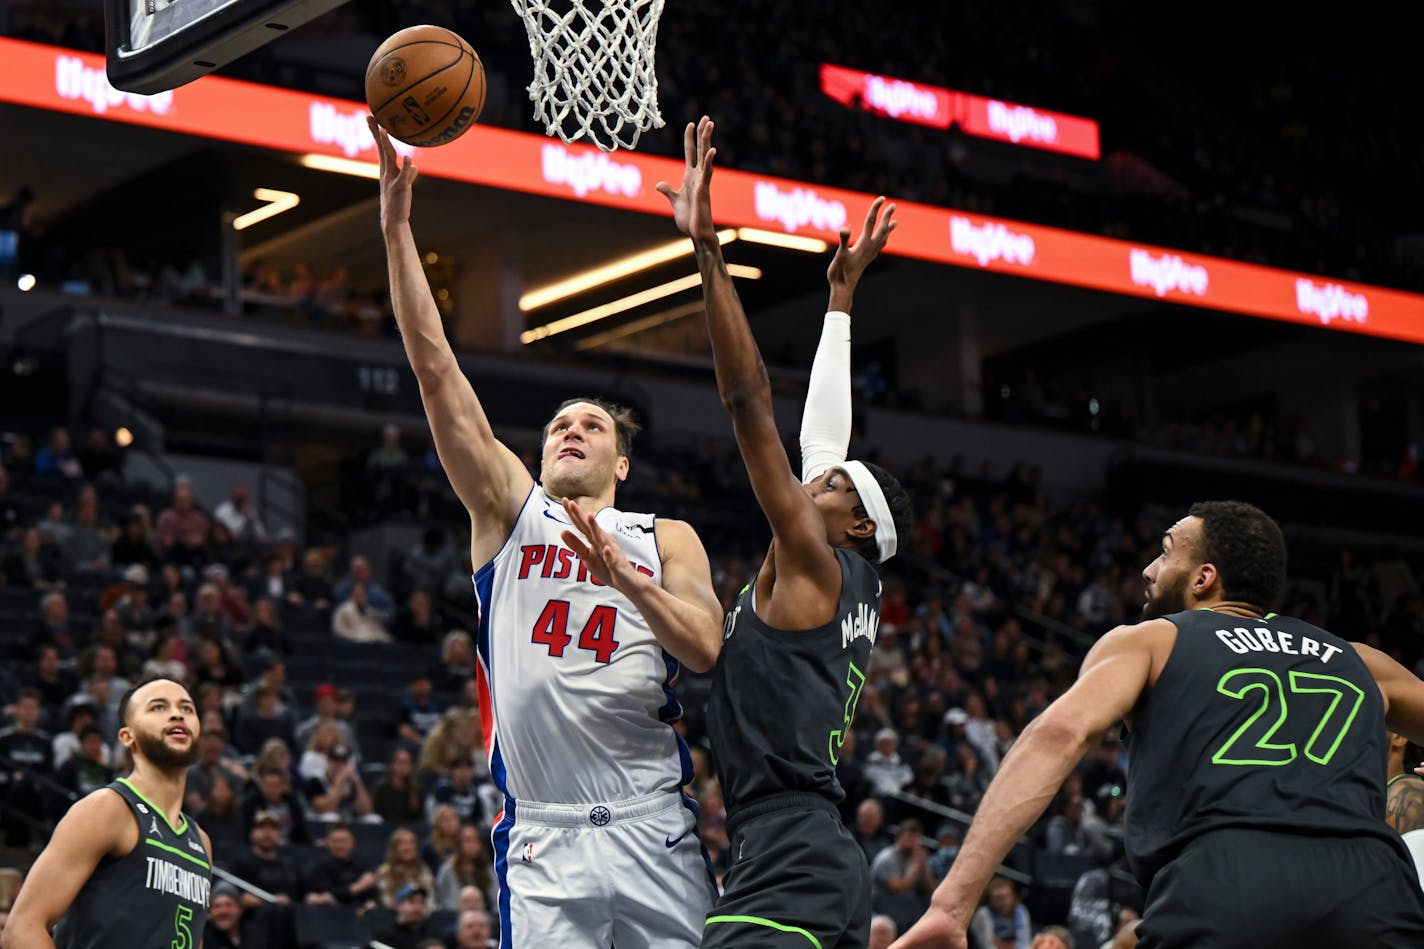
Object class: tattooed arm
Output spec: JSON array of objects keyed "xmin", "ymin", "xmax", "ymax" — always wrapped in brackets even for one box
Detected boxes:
[{"xmin": 1386, "ymin": 776, "xmax": 1424, "ymax": 835}]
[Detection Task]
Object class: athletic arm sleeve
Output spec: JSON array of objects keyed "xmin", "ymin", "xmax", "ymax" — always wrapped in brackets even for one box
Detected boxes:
[{"xmin": 798, "ymin": 310, "xmax": 852, "ymax": 483}]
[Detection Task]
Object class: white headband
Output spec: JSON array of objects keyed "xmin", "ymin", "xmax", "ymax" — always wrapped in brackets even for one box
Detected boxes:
[{"xmin": 841, "ymin": 460, "xmax": 897, "ymax": 563}]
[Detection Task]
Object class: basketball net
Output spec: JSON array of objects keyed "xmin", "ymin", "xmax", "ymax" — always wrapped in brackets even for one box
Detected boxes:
[{"xmin": 511, "ymin": 0, "xmax": 665, "ymax": 152}]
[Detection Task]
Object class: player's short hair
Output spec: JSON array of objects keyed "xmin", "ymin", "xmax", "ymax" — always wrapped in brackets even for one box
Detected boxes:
[
  {"xmin": 118, "ymin": 674, "xmax": 191, "ymax": 730},
  {"xmin": 853, "ymin": 462, "xmax": 914, "ymax": 565},
  {"xmin": 544, "ymin": 397, "xmax": 641, "ymax": 457},
  {"xmin": 1188, "ymin": 501, "xmax": 1286, "ymax": 611}
]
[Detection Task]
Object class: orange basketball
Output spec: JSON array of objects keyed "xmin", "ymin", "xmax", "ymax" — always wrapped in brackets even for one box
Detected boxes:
[{"xmin": 365, "ymin": 25, "xmax": 486, "ymax": 148}]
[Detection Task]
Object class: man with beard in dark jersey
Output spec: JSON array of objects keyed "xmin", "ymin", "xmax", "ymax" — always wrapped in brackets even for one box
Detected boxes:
[
  {"xmin": 641, "ymin": 116, "xmax": 913, "ymax": 948},
  {"xmin": 894, "ymin": 501, "xmax": 1424, "ymax": 949},
  {"xmin": 4, "ymin": 676, "xmax": 212, "ymax": 949}
]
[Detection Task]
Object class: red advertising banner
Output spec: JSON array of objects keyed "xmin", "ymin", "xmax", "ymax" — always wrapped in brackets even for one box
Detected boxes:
[
  {"xmin": 4, "ymin": 38, "xmax": 1422, "ymax": 344},
  {"xmin": 819, "ymin": 62, "xmax": 1101, "ymax": 159}
]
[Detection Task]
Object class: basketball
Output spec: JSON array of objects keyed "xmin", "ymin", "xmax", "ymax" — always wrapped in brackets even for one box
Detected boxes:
[{"xmin": 365, "ymin": 25, "xmax": 485, "ymax": 148}]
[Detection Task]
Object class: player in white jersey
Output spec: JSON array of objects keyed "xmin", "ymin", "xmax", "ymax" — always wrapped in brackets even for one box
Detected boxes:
[{"xmin": 369, "ymin": 118, "xmax": 724, "ymax": 949}]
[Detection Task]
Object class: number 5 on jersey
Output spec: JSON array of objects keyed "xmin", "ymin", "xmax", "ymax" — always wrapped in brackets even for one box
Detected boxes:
[{"xmin": 531, "ymin": 600, "xmax": 620, "ymax": 663}]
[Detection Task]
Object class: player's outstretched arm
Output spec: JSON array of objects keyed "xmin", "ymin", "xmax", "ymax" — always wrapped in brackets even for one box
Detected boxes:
[
  {"xmin": 1, "ymin": 789, "xmax": 131, "ymax": 949},
  {"xmin": 657, "ymin": 118, "xmax": 838, "ymax": 592},
  {"xmin": 891, "ymin": 621, "xmax": 1160, "ymax": 949},
  {"xmin": 559, "ymin": 500, "xmax": 723, "ymax": 672},
  {"xmin": 368, "ymin": 117, "xmax": 532, "ymax": 530},
  {"xmin": 799, "ymin": 197, "xmax": 896, "ymax": 482}
]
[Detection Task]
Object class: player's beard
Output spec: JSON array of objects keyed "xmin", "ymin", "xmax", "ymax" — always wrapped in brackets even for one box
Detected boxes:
[
  {"xmin": 543, "ymin": 457, "xmax": 612, "ymax": 500},
  {"xmin": 1142, "ymin": 570, "xmax": 1190, "ymax": 620},
  {"xmin": 133, "ymin": 727, "xmax": 202, "ymax": 772}
]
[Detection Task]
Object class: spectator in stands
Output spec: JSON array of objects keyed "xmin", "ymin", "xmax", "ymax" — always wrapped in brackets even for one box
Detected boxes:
[
  {"xmin": 944, "ymin": 742, "xmax": 991, "ymax": 813},
  {"xmin": 203, "ymin": 563, "xmax": 253, "ymax": 628},
  {"xmin": 372, "ymin": 746, "xmax": 425, "ymax": 825},
  {"xmin": 192, "ymin": 637, "xmax": 244, "ymax": 691},
  {"xmin": 191, "ymin": 582, "xmax": 236, "ymax": 645},
  {"xmin": 403, "ymin": 528, "xmax": 455, "ymax": 595},
  {"xmin": 76, "ymin": 427, "xmax": 120, "ymax": 483},
  {"xmin": 1067, "ymin": 857, "xmax": 1143, "ymax": 949},
  {"xmin": 27, "ymin": 644, "xmax": 76, "ymax": 722},
  {"xmin": 0, "ymin": 689, "xmax": 54, "ymax": 842},
  {"xmin": 376, "ymin": 882, "xmax": 443, "ymax": 949},
  {"xmin": 142, "ymin": 629, "xmax": 188, "ymax": 682},
  {"xmin": 853, "ymin": 798, "xmax": 892, "ymax": 864},
  {"xmin": 303, "ymin": 742, "xmax": 375, "ymax": 824},
  {"xmin": 91, "ymin": 608, "xmax": 142, "ymax": 678},
  {"xmin": 332, "ymin": 582, "xmax": 393, "ymax": 643},
  {"xmin": 4, "ymin": 527, "xmax": 62, "ymax": 592},
  {"xmin": 417, "ymin": 709, "xmax": 478, "ymax": 777},
  {"xmin": 35, "ymin": 501, "xmax": 69, "ymax": 550},
  {"xmin": 34, "ymin": 591, "xmax": 78, "ymax": 662},
  {"xmin": 870, "ymin": 818, "xmax": 934, "ymax": 935},
  {"xmin": 451, "ymin": 908, "xmax": 495, "ymax": 949},
  {"xmin": 432, "ymin": 631, "xmax": 476, "ymax": 692},
  {"xmin": 246, "ymin": 596, "xmax": 290, "ymax": 658},
  {"xmin": 214, "ymin": 483, "xmax": 268, "ymax": 546},
  {"xmin": 114, "ymin": 564, "xmax": 156, "ymax": 644},
  {"xmin": 292, "ymin": 548, "xmax": 335, "ymax": 611},
  {"xmin": 295, "ymin": 684, "xmax": 358, "ymax": 757},
  {"xmin": 3, "ymin": 434, "xmax": 34, "ymax": 474},
  {"xmin": 335, "ymin": 555, "xmax": 396, "ymax": 615},
  {"xmin": 869, "ymin": 915, "xmax": 898, "ymax": 949},
  {"xmin": 970, "ymin": 876, "xmax": 1032, "ymax": 949},
  {"xmin": 155, "ymin": 476, "xmax": 210, "ymax": 562},
  {"xmin": 393, "ymin": 590, "xmax": 442, "ymax": 646},
  {"xmin": 241, "ymin": 768, "xmax": 311, "ymax": 845},
  {"xmin": 52, "ymin": 698, "xmax": 108, "ymax": 770},
  {"xmin": 60, "ymin": 486, "xmax": 110, "ymax": 571},
  {"xmin": 304, "ymin": 821, "xmax": 380, "ymax": 907},
  {"xmin": 434, "ymin": 824, "xmax": 495, "ymax": 911},
  {"xmin": 110, "ymin": 508, "xmax": 160, "ymax": 570},
  {"xmin": 927, "ymin": 824, "xmax": 961, "ymax": 884},
  {"xmin": 197, "ymin": 775, "xmax": 255, "ymax": 857},
  {"xmin": 865, "ymin": 727, "xmax": 913, "ymax": 797},
  {"xmin": 298, "ymin": 718, "xmax": 345, "ymax": 782},
  {"xmin": 1032, "ymin": 926, "xmax": 1075, "ymax": 949},
  {"xmin": 230, "ymin": 810, "xmax": 304, "ymax": 906},
  {"xmin": 203, "ymin": 882, "xmax": 287, "ymax": 949},
  {"xmin": 185, "ymin": 721, "xmax": 242, "ymax": 812},
  {"xmin": 234, "ymin": 684, "xmax": 296, "ymax": 755},
  {"xmin": 905, "ymin": 746, "xmax": 952, "ymax": 809},
  {"xmin": 398, "ymin": 676, "xmax": 443, "ymax": 743},
  {"xmin": 255, "ymin": 552, "xmax": 297, "ymax": 607},
  {"xmin": 377, "ymin": 827, "xmax": 435, "ymax": 908},
  {"xmin": 421, "ymin": 804, "xmax": 461, "ymax": 873},
  {"xmin": 0, "ymin": 465, "xmax": 17, "ymax": 538},
  {"xmin": 368, "ymin": 424, "xmax": 409, "ymax": 471},
  {"xmin": 251, "ymin": 737, "xmax": 294, "ymax": 783},
  {"xmin": 54, "ymin": 723, "xmax": 114, "ymax": 799},
  {"xmin": 33, "ymin": 427, "xmax": 81, "ymax": 480},
  {"xmin": 1046, "ymin": 792, "xmax": 1094, "ymax": 858}
]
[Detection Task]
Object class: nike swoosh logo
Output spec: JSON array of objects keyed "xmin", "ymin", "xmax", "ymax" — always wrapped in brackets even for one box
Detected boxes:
[
  {"xmin": 543, "ymin": 508, "xmax": 572, "ymax": 526},
  {"xmin": 665, "ymin": 829, "xmax": 692, "ymax": 848}
]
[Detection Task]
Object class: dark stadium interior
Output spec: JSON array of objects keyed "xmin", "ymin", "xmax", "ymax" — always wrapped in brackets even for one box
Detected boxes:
[{"xmin": 0, "ymin": 1, "xmax": 1422, "ymax": 946}]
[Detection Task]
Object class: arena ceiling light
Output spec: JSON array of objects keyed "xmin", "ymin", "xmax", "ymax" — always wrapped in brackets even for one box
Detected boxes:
[
  {"xmin": 232, "ymin": 188, "xmax": 301, "ymax": 231},
  {"xmin": 298, "ymin": 154, "xmax": 382, "ymax": 179},
  {"xmin": 521, "ymin": 264, "xmax": 763, "ymax": 344},
  {"xmin": 735, "ymin": 228, "xmax": 830, "ymax": 253},
  {"xmin": 573, "ymin": 300, "xmax": 705, "ymax": 351},
  {"xmin": 520, "ymin": 229, "xmax": 739, "ymax": 312}
]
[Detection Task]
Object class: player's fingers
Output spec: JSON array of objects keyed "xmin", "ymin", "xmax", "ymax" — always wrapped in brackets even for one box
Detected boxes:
[
  {"xmin": 560, "ymin": 530, "xmax": 594, "ymax": 562},
  {"xmin": 838, "ymin": 229, "xmax": 851, "ymax": 252},
  {"xmin": 682, "ymin": 122, "xmax": 696, "ymax": 167},
  {"xmin": 863, "ymin": 195, "xmax": 886, "ymax": 237},
  {"xmin": 655, "ymin": 182, "xmax": 674, "ymax": 198}
]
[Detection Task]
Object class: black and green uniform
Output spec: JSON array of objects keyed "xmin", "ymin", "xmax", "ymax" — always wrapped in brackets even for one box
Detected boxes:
[
  {"xmin": 1128, "ymin": 610, "xmax": 1424, "ymax": 948},
  {"xmin": 703, "ymin": 548, "xmax": 881, "ymax": 949},
  {"xmin": 53, "ymin": 777, "xmax": 211, "ymax": 949}
]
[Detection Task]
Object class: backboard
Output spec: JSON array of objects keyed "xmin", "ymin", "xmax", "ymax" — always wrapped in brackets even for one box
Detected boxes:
[{"xmin": 104, "ymin": 0, "xmax": 349, "ymax": 95}]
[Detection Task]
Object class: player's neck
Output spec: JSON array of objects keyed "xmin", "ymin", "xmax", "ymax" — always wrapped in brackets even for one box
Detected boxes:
[
  {"xmin": 550, "ymin": 487, "xmax": 616, "ymax": 513},
  {"xmin": 1194, "ymin": 599, "xmax": 1264, "ymax": 619},
  {"xmin": 126, "ymin": 761, "xmax": 188, "ymax": 827}
]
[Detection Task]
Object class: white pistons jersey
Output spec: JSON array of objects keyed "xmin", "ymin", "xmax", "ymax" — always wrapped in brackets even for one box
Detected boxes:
[{"xmin": 472, "ymin": 486, "xmax": 690, "ymax": 806}]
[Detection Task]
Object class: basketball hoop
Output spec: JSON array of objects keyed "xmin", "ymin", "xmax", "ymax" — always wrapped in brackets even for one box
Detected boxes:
[{"xmin": 510, "ymin": 0, "xmax": 666, "ymax": 152}]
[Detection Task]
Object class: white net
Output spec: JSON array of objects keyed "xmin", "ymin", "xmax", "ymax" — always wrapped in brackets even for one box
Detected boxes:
[{"xmin": 511, "ymin": 0, "xmax": 666, "ymax": 152}]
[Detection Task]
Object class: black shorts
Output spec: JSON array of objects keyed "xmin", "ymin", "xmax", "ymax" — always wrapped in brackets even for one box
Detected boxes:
[
  {"xmin": 1137, "ymin": 827, "xmax": 1424, "ymax": 949},
  {"xmin": 701, "ymin": 793, "xmax": 870, "ymax": 949}
]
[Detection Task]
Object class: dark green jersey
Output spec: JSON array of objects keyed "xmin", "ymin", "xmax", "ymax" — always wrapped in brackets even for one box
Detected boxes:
[
  {"xmin": 1125, "ymin": 610, "xmax": 1401, "ymax": 887},
  {"xmin": 707, "ymin": 548, "xmax": 881, "ymax": 813},
  {"xmin": 53, "ymin": 778, "xmax": 211, "ymax": 949}
]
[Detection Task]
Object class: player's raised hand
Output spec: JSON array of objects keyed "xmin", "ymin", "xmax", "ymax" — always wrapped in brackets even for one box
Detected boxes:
[
  {"xmin": 888, "ymin": 905, "xmax": 967, "ymax": 949},
  {"xmin": 656, "ymin": 115, "xmax": 719, "ymax": 245},
  {"xmin": 560, "ymin": 498, "xmax": 646, "ymax": 595},
  {"xmin": 368, "ymin": 115, "xmax": 419, "ymax": 230},
  {"xmin": 828, "ymin": 196, "xmax": 897, "ymax": 296}
]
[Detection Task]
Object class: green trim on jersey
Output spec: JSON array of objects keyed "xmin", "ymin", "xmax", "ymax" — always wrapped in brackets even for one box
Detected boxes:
[
  {"xmin": 145, "ymin": 838, "xmax": 210, "ymax": 871},
  {"xmin": 117, "ymin": 777, "xmax": 188, "ymax": 836},
  {"xmin": 1389, "ymin": 773, "xmax": 1424, "ymax": 787},
  {"xmin": 705, "ymin": 915, "xmax": 822, "ymax": 948}
]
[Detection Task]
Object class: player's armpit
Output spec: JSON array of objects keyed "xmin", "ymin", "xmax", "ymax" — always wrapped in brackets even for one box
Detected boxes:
[{"xmin": 3, "ymin": 789, "xmax": 132, "ymax": 945}]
